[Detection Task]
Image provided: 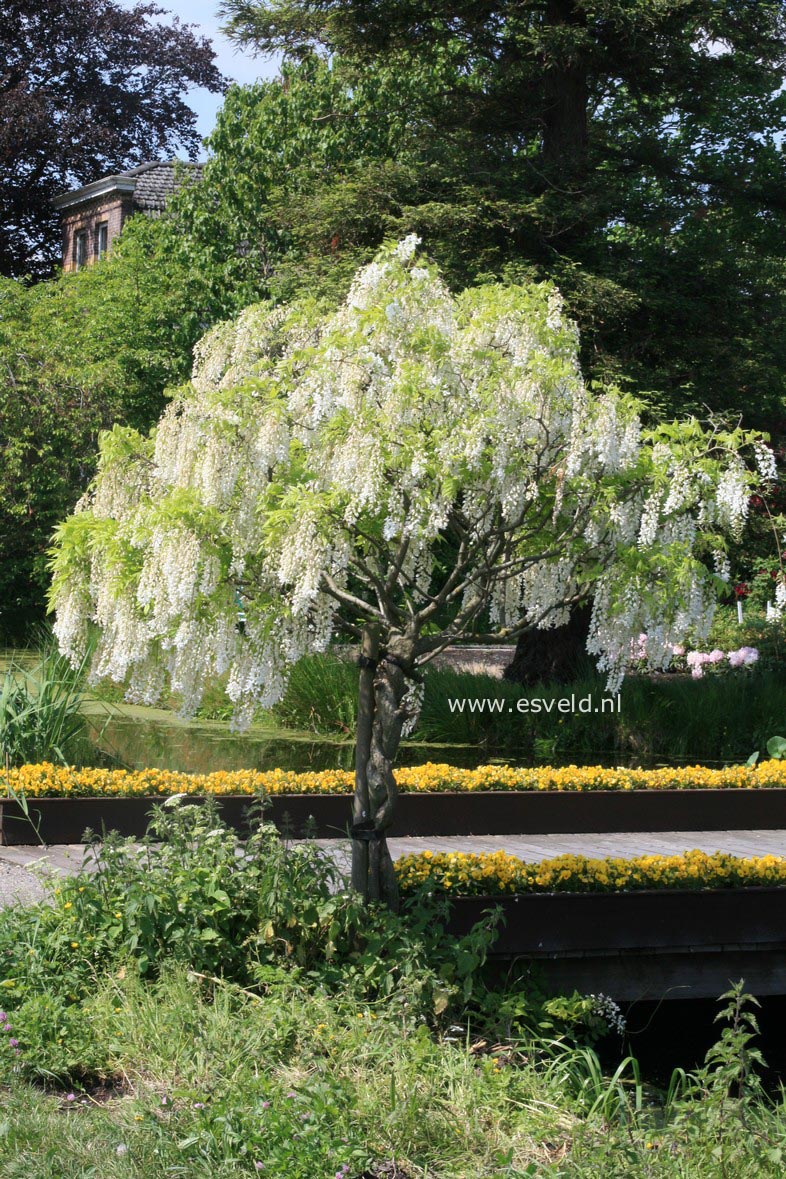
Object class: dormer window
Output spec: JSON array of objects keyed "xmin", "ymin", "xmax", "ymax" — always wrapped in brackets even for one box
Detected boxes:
[
  {"xmin": 54, "ymin": 161, "xmax": 201, "ymax": 272},
  {"xmin": 74, "ymin": 230, "xmax": 89, "ymax": 270}
]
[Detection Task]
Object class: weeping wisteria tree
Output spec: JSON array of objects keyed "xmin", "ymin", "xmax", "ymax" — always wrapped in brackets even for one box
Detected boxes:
[{"xmin": 50, "ymin": 237, "xmax": 767, "ymax": 906}]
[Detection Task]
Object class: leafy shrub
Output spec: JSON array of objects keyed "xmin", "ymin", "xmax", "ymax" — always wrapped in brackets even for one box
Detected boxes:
[
  {"xmin": 738, "ymin": 564, "xmax": 784, "ymax": 613},
  {"xmin": 0, "ymin": 799, "xmax": 502, "ymax": 1081},
  {"xmin": 706, "ymin": 605, "xmax": 786, "ymax": 668},
  {"xmin": 0, "ymin": 219, "xmax": 209, "ymax": 636}
]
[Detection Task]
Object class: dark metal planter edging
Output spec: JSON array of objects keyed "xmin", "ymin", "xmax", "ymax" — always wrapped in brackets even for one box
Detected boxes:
[
  {"xmin": 445, "ymin": 887, "xmax": 786, "ymax": 956},
  {"xmin": 2, "ymin": 787, "xmax": 786, "ymax": 845}
]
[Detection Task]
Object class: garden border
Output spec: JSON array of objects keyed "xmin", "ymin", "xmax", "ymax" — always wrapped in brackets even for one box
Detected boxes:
[
  {"xmin": 447, "ymin": 887, "xmax": 786, "ymax": 954},
  {"xmin": 2, "ymin": 794, "xmax": 783, "ymax": 998},
  {"xmin": 447, "ymin": 887, "xmax": 786, "ymax": 998},
  {"xmin": 2, "ymin": 787, "xmax": 786, "ymax": 844}
]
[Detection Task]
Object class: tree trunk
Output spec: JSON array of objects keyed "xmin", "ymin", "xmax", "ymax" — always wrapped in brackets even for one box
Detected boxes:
[
  {"xmin": 504, "ymin": 603, "xmax": 593, "ymax": 687},
  {"xmin": 351, "ymin": 631, "xmax": 414, "ymax": 909},
  {"xmin": 542, "ymin": 0, "xmax": 589, "ymax": 179},
  {"xmin": 351, "ymin": 623, "xmax": 379, "ymax": 895}
]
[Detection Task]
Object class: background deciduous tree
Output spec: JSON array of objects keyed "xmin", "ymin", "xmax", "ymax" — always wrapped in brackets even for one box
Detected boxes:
[
  {"xmin": 0, "ymin": 217, "xmax": 200, "ymax": 633},
  {"xmin": 167, "ymin": 55, "xmax": 453, "ymax": 315},
  {"xmin": 0, "ymin": 0, "xmax": 224, "ymax": 277},
  {"xmin": 7, "ymin": 2, "xmax": 786, "ymax": 637}
]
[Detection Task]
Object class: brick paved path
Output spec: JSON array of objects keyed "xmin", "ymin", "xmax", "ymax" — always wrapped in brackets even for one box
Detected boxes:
[{"xmin": 3, "ymin": 829, "xmax": 785, "ymax": 905}]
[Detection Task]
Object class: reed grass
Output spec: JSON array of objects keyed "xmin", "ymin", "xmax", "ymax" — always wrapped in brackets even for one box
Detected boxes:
[
  {"xmin": 273, "ymin": 654, "xmax": 785, "ymax": 764},
  {"xmin": 0, "ymin": 633, "xmax": 105, "ymax": 767}
]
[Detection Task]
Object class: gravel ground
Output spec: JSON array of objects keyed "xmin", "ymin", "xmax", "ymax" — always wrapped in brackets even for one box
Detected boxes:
[
  {"xmin": 0, "ymin": 846, "xmax": 88, "ymax": 907},
  {"xmin": 0, "ymin": 861, "xmax": 50, "ymax": 906}
]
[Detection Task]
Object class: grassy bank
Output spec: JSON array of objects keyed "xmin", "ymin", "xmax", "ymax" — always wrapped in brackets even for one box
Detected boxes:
[
  {"xmin": 6, "ymin": 638, "xmax": 785, "ymax": 772},
  {"xmin": 4, "ymin": 972, "xmax": 786, "ymax": 1178}
]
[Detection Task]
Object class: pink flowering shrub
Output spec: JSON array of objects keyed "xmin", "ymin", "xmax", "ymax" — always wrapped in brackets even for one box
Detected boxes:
[
  {"xmin": 727, "ymin": 646, "xmax": 760, "ymax": 670},
  {"xmin": 630, "ymin": 638, "xmax": 759, "ymax": 677}
]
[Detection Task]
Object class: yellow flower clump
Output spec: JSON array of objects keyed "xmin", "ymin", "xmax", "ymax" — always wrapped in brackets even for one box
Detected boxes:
[
  {"xmin": 394, "ymin": 848, "xmax": 786, "ymax": 896},
  {"xmin": 5, "ymin": 759, "xmax": 786, "ymax": 799}
]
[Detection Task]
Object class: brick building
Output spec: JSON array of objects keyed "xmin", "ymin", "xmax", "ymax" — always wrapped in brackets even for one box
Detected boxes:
[{"xmin": 52, "ymin": 160, "xmax": 201, "ymax": 272}]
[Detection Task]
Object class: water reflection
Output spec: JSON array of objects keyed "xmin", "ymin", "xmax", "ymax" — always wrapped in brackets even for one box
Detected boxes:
[
  {"xmin": 96, "ymin": 717, "xmax": 495, "ymax": 773},
  {"xmin": 94, "ymin": 717, "xmax": 727, "ymax": 774},
  {"xmin": 97, "ymin": 717, "xmax": 355, "ymax": 773}
]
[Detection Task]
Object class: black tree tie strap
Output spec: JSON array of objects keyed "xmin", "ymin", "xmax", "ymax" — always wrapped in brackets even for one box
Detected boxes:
[{"xmin": 350, "ymin": 820, "xmax": 384, "ymax": 842}]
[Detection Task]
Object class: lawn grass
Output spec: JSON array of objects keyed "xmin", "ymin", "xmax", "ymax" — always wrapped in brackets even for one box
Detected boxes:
[
  {"xmin": 0, "ymin": 969, "xmax": 580, "ymax": 1178},
  {"xmin": 1, "ymin": 970, "xmax": 785, "ymax": 1178}
]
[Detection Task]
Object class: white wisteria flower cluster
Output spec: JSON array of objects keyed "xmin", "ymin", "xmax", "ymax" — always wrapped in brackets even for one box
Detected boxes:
[{"xmin": 50, "ymin": 238, "xmax": 766, "ymax": 725}]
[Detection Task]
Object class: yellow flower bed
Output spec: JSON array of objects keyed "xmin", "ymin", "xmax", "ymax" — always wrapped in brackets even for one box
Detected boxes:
[
  {"xmin": 5, "ymin": 759, "xmax": 786, "ymax": 798},
  {"xmin": 5, "ymin": 764, "xmax": 353, "ymax": 799},
  {"xmin": 394, "ymin": 848, "xmax": 786, "ymax": 896}
]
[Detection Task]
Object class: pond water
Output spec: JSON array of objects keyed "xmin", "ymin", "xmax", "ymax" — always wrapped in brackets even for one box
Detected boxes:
[
  {"xmin": 92, "ymin": 713, "xmax": 730, "ymax": 774},
  {"xmin": 95, "ymin": 715, "xmax": 499, "ymax": 773}
]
